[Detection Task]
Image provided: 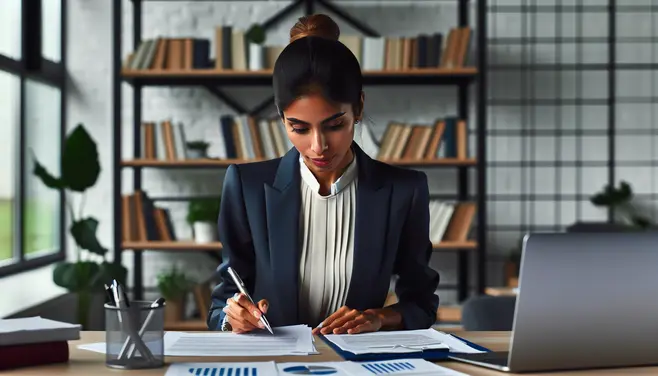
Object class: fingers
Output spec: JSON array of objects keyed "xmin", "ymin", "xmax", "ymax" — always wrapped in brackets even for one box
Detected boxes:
[
  {"xmin": 313, "ymin": 306, "xmax": 349, "ymax": 335},
  {"xmin": 257, "ymin": 299, "xmax": 269, "ymax": 314},
  {"xmin": 223, "ymin": 293, "xmax": 265, "ymax": 333},
  {"xmin": 347, "ymin": 321, "xmax": 376, "ymax": 335},
  {"xmin": 320, "ymin": 308, "xmax": 360, "ymax": 335}
]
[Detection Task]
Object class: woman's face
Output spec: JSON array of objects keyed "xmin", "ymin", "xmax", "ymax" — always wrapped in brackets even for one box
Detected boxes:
[{"xmin": 282, "ymin": 93, "xmax": 362, "ymax": 175}]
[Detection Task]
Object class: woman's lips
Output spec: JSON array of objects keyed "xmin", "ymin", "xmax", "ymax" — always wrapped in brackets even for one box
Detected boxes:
[{"xmin": 310, "ymin": 156, "xmax": 332, "ymax": 167}]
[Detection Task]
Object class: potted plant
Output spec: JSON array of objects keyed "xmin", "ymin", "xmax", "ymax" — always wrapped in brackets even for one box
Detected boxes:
[
  {"xmin": 32, "ymin": 124, "xmax": 128, "ymax": 329},
  {"xmin": 589, "ymin": 180, "xmax": 652, "ymax": 229},
  {"xmin": 186, "ymin": 141, "xmax": 210, "ymax": 159},
  {"xmin": 245, "ymin": 23, "xmax": 265, "ymax": 71},
  {"xmin": 156, "ymin": 266, "xmax": 193, "ymax": 323},
  {"xmin": 186, "ymin": 197, "xmax": 221, "ymax": 243}
]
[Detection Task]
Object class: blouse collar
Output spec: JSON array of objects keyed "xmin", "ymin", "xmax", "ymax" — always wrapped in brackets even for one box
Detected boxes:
[{"xmin": 299, "ymin": 152, "xmax": 358, "ymax": 196}]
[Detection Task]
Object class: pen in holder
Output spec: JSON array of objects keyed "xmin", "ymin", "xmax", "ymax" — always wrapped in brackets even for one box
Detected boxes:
[{"xmin": 104, "ymin": 301, "xmax": 165, "ymax": 369}]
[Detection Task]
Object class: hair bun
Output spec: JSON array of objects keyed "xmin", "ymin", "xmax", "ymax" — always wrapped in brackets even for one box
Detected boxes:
[{"xmin": 289, "ymin": 14, "xmax": 340, "ymax": 43}]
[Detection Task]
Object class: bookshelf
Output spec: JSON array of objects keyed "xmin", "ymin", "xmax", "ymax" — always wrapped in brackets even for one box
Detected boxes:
[{"xmin": 111, "ymin": 0, "xmax": 488, "ymax": 325}]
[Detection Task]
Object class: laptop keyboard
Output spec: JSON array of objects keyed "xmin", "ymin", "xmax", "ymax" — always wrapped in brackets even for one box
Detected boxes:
[{"xmin": 454, "ymin": 351, "xmax": 510, "ymax": 367}]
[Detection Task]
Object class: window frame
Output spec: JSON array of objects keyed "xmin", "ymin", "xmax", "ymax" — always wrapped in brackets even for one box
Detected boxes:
[{"xmin": 0, "ymin": 0, "xmax": 67, "ymax": 278}]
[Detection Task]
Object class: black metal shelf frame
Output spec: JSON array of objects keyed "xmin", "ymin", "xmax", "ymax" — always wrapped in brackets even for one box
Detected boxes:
[{"xmin": 112, "ymin": 0, "xmax": 488, "ymax": 304}]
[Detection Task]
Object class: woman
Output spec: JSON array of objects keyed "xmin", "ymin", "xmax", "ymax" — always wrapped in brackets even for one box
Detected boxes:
[{"xmin": 208, "ymin": 14, "xmax": 440, "ymax": 335}]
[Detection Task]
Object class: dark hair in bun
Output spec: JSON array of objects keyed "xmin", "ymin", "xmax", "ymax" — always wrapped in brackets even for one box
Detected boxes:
[{"xmin": 273, "ymin": 14, "xmax": 363, "ymax": 118}]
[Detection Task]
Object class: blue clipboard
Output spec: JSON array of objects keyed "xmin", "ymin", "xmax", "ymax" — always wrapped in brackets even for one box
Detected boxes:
[{"xmin": 318, "ymin": 333, "xmax": 491, "ymax": 362}]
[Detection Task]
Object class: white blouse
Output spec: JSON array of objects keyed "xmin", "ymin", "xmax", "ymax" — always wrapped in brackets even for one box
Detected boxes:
[{"xmin": 297, "ymin": 155, "xmax": 358, "ymax": 327}]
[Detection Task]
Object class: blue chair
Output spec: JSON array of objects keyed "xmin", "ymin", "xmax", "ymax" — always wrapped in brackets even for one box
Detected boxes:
[{"xmin": 461, "ymin": 295, "xmax": 517, "ymax": 331}]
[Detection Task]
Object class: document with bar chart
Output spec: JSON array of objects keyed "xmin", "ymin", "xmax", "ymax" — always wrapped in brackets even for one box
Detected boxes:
[
  {"xmin": 165, "ymin": 362, "xmax": 278, "ymax": 376},
  {"xmin": 278, "ymin": 359, "xmax": 469, "ymax": 376}
]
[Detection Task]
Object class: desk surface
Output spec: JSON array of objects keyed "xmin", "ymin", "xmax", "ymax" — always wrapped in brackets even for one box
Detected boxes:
[{"xmin": 6, "ymin": 331, "xmax": 658, "ymax": 375}]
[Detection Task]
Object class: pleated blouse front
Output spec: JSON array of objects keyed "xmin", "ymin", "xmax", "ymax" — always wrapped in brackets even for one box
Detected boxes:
[{"xmin": 297, "ymin": 155, "xmax": 358, "ymax": 327}]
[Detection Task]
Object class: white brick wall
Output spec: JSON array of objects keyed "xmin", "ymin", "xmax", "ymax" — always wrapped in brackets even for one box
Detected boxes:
[{"xmin": 66, "ymin": 0, "xmax": 658, "ymax": 305}]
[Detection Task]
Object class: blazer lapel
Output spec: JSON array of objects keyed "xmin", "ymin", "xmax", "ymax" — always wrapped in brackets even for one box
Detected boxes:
[
  {"xmin": 264, "ymin": 148, "xmax": 301, "ymax": 324},
  {"xmin": 346, "ymin": 143, "xmax": 392, "ymax": 309}
]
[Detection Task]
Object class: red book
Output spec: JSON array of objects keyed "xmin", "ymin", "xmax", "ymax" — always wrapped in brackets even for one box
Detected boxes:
[{"xmin": 0, "ymin": 341, "xmax": 69, "ymax": 370}]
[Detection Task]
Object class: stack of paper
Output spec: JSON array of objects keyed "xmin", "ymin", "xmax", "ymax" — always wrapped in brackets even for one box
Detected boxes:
[
  {"xmin": 323, "ymin": 329, "xmax": 484, "ymax": 354},
  {"xmin": 165, "ymin": 359, "xmax": 469, "ymax": 376},
  {"xmin": 164, "ymin": 324, "xmax": 317, "ymax": 356},
  {"xmin": 78, "ymin": 324, "xmax": 317, "ymax": 356},
  {"xmin": 0, "ymin": 316, "xmax": 81, "ymax": 346}
]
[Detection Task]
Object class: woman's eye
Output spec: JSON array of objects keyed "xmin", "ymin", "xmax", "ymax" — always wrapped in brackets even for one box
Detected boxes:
[
  {"xmin": 291, "ymin": 127, "xmax": 309, "ymax": 134},
  {"xmin": 328, "ymin": 122, "xmax": 345, "ymax": 130}
]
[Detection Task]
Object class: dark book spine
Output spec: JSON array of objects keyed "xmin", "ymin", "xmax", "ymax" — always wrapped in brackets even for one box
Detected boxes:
[
  {"xmin": 222, "ymin": 26, "xmax": 232, "ymax": 69},
  {"xmin": 443, "ymin": 117, "xmax": 458, "ymax": 158},
  {"xmin": 431, "ymin": 33, "xmax": 443, "ymax": 67},
  {"xmin": 221, "ymin": 115, "xmax": 237, "ymax": 158},
  {"xmin": 416, "ymin": 35, "xmax": 428, "ymax": 68},
  {"xmin": 0, "ymin": 341, "xmax": 69, "ymax": 370},
  {"xmin": 192, "ymin": 38, "xmax": 211, "ymax": 69}
]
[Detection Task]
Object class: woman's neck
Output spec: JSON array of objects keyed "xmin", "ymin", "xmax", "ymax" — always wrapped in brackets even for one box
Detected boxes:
[{"xmin": 307, "ymin": 148, "xmax": 354, "ymax": 196}]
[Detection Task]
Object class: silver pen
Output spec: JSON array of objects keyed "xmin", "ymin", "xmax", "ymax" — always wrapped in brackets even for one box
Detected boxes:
[{"xmin": 227, "ymin": 267, "xmax": 274, "ymax": 334}]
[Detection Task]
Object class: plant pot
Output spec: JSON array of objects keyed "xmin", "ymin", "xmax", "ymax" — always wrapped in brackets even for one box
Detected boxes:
[
  {"xmin": 164, "ymin": 298, "xmax": 185, "ymax": 323},
  {"xmin": 187, "ymin": 149, "xmax": 207, "ymax": 159},
  {"xmin": 193, "ymin": 221, "xmax": 217, "ymax": 243},
  {"xmin": 248, "ymin": 43, "xmax": 263, "ymax": 70}
]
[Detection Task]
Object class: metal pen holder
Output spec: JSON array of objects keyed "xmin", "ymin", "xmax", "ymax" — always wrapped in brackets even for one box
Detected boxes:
[{"xmin": 104, "ymin": 301, "xmax": 165, "ymax": 369}]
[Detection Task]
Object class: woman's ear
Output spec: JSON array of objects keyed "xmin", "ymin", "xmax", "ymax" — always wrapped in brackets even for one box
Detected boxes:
[{"xmin": 355, "ymin": 91, "xmax": 365, "ymax": 122}]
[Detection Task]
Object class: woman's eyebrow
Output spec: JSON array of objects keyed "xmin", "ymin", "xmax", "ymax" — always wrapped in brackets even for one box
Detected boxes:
[{"xmin": 287, "ymin": 112, "xmax": 345, "ymax": 125}]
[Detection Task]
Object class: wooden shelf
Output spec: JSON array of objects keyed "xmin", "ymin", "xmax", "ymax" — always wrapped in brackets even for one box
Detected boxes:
[
  {"xmin": 485, "ymin": 286, "xmax": 518, "ymax": 296},
  {"xmin": 122, "ymin": 241, "xmax": 222, "ymax": 251},
  {"xmin": 434, "ymin": 241, "xmax": 477, "ymax": 250},
  {"xmin": 121, "ymin": 157, "xmax": 477, "ymax": 169},
  {"xmin": 122, "ymin": 240, "xmax": 473, "ymax": 251},
  {"xmin": 164, "ymin": 319, "xmax": 208, "ymax": 331},
  {"xmin": 121, "ymin": 67, "xmax": 478, "ymax": 86}
]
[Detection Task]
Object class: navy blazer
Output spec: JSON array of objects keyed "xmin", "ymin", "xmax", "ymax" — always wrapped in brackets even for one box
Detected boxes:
[{"xmin": 208, "ymin": 142, "xmax": 440, "ymax": 331}]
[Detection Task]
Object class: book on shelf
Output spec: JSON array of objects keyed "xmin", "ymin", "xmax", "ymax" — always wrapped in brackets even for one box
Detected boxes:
[
  {"xmin": 377, "ymin": 117, "xmax": 468, "ymax": 161},
  {"xmin": 122, "ymin": 26, "xmax": 472, "ymax": 72},
  {"xmin": 430, "ymin": 200, "xmax": 477, "ymax": 246},
  {"xmin": 136, "ymin": 115, "xmax": 468, "ymax": 164},
  {"xmin": 122, "ymin": 190, "xmax": 177, "ymax": 243}
]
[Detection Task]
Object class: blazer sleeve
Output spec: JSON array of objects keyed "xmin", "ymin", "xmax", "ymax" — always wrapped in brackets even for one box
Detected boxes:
[
  {"xmin": 388, "ymin": 171, "xmax": 441, "ymax": 329},
  {"xmin": 207, "ymin": 164, "xmax": 257, "ymax": 330}
]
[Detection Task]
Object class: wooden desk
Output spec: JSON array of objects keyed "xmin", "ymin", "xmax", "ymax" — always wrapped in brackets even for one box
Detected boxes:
[{"xmin": 5, "ymin": 331, "xmax": 658, "ymax": 375}]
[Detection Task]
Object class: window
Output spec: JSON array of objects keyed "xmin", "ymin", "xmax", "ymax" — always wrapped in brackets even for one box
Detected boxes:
[{"xmin": 0, "ymin": 0, "xmax": 66, "ymax": 278}]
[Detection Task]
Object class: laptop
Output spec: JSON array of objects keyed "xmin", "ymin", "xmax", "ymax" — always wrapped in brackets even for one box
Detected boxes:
[{"xmin": 449, "ymin": 231, "xmax": 658, "ymax": 373}]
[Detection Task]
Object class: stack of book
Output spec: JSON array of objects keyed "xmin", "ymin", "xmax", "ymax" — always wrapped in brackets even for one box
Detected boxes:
[{"xmin": 0, "ymin": 316, "xmax": 81, "ymax": 370}]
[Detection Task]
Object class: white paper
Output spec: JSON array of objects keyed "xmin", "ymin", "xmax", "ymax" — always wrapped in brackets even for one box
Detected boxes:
[
  {"xmin": 78, "ymin": 325, "xmax": 318, "ymax": 357},
  {"xmin": 324, "ymin": 329, "xmax": 450, "ymax": 354},
  {"xmin": 0, "ymin": 316, "xmax": 81, "ymax": 346},
  {"xmin": 165, "ymin": 362, "xmax": 278, "ymax": 376},
  {"xmin": 278, "ymin": 362, "xmax": 353, "ymax": 376},
  {"xmin": 278, "ymin": 359, "xmax": 469, "ymax": 376},
  {"xmin": 324, "ymin": 329, "xmax": 484, "ymax": 355},
  {"xmin": 443, "ymin": 333, "xmax": 485, "ymax": 354},
  {"xmin": 164, "ymin": 325, "xmax": 316, "ymax": 357}
]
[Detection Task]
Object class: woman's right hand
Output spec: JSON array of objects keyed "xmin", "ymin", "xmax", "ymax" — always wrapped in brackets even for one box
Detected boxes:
[{"xmin": 223, "ymin": 293, "xmax": 269, "ymax": 333}]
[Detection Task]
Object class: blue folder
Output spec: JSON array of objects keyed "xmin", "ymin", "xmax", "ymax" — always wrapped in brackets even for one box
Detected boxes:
[{"xmin": 318, "ymin": 333, "xmax": 491, "ymax": 362}]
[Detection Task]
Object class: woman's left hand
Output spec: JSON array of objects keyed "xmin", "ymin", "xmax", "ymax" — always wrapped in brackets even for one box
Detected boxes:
[{"xmin": 312, "ymin": 306, "xmax": 383, "ymax": 335}]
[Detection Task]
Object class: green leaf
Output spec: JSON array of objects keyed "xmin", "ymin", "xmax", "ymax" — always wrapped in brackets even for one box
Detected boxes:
[
  {"xmin": 53, "ymin": 261, "xmax": 101, "ymax": 292},
  {"xmin": 62, "ymin": 124, "xmax": 101, "ymax": 192},
  {"xmin": 96, "ymin": 262, "xmax": 128, "ymax": 289},
  {"xmin": 70, "ymin": 217, "xmax": 107, "ymax": 256},
  {"xmin": 631, "ymin": 215, "xmax": 652, "ymax": 229},
  {"xmin": 53, "ymin": 262, "xmax": 78, "ymax": 291},
  {"xmin": 245, "ymin": 23, "xmax": 266, "ymax": 45},
  {"xmin": 32, "ymin": 159, "xmax": 64, "ymax": 190}
]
